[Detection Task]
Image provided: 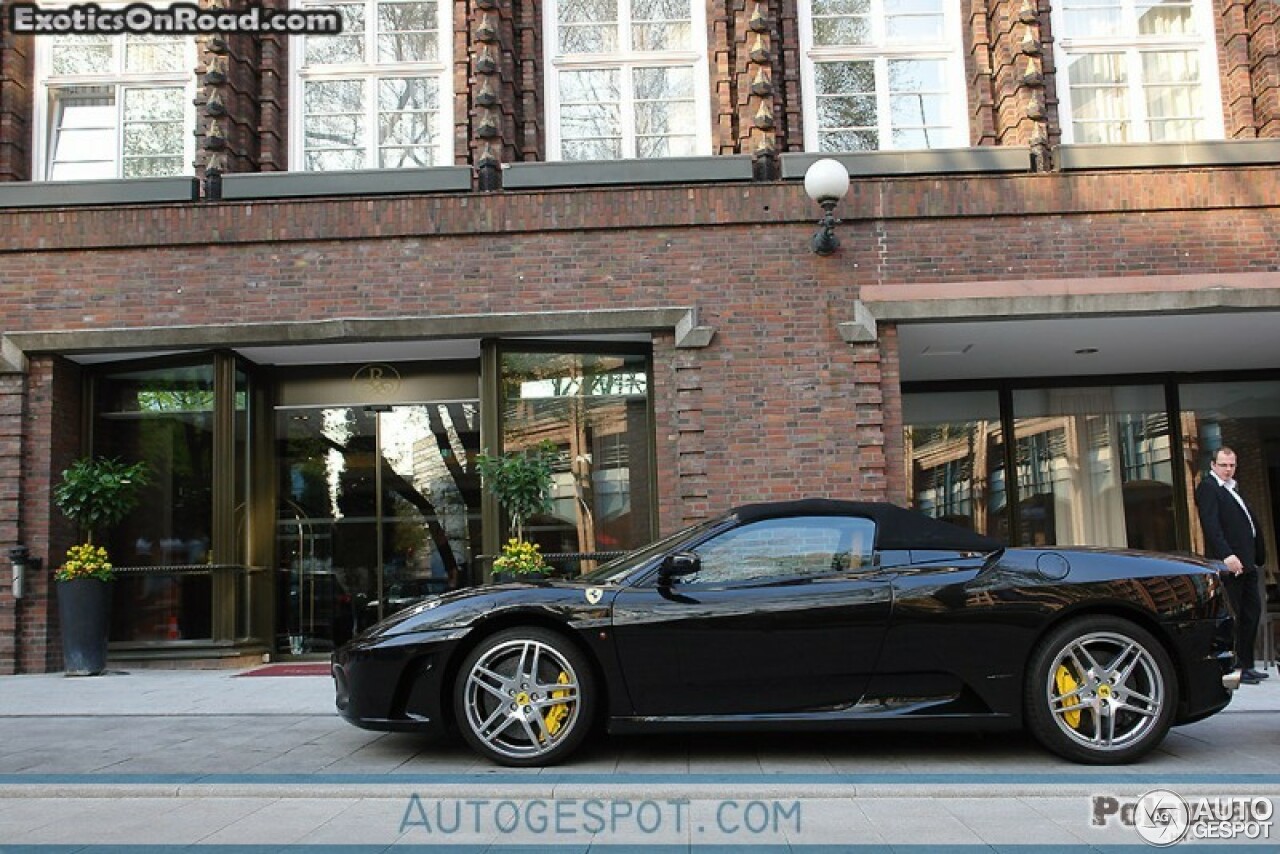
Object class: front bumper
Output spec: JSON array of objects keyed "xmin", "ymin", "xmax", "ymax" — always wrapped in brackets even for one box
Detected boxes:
[{"xmin": 332, "ymin": 628, "xmax": 467, "ymax": 733}]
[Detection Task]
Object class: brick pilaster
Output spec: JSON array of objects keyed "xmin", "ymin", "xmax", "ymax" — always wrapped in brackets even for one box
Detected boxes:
[
  {"xmin": 0, "ymin": 27, "xmax": 32, "ymax": 181},
  {"xmin": 1248, "ymin": 0, "xmax": 1280, "ymax": 137}
]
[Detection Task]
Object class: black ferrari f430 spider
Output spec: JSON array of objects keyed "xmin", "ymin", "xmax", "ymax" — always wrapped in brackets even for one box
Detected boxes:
[{"xmin": 333, "ymin": 499, "xmax": 1237, "ymax": 766}]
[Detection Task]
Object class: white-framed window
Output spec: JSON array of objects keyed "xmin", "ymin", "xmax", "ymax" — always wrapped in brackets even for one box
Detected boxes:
[
  {"xmin": 34, "ymin": 30, "xmax": 196, "ymax": 181},
  {"xmin": 544, "ymin": 0, "xmax": 711, "ymax": 161},
  {"xmin": 291, "ymin": 0, "xmax": 452, "ymax": 170},
  {"xmin": 799, "ymin": 0, "xmax": 968, "ymax": 152},
  {"xmin": 1052, "ymin": 0, "xmax": 1223, "ymax": 144}
]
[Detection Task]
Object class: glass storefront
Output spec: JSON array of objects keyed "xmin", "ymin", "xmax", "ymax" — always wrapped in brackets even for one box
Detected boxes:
[
  {"xmin": 93, "ymin": 360, "xmax": 216, "ymax": 642},
  {"xmin": 903, "ymin": 391, "xmax": 1003, "ymax": 538},
  {"xmin": 1180, "ymin": 381, "xmax": 1280, "ymax": 573},
  {"xmin": 499, "ymin": 349, "xmax": 655, "ymax": 568},
  {"xmin": 275, "ymin": 401, "xmax": 481, "ymax": 653},
  {"xmin": 905, "ymin": 378, "xmax": 1280, "ymax": 579},
  {"xmin": 1011, "ymin": 385, "xmax": 1173, "ymax": 550}
]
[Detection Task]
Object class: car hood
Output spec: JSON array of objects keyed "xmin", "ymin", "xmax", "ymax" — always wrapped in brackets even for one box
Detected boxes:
[{"xmin": 355, "ymin": 578, "xmax": 617, "ymax": 640}]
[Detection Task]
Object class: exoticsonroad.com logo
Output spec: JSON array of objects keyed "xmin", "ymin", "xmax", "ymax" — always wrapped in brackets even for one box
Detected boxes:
[{"xmin": 5, "ymin": 3, "xmax": 342, "ymax": 36}]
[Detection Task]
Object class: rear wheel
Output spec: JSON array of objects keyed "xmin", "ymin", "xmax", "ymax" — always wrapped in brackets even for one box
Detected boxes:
[
  {"xmin": 1025, "ymin": 615, "xmax": 1176, "ymax": 764},
  {"xmin": 453, "ymin": 627, "xmax": 595, "ymax": 766}
]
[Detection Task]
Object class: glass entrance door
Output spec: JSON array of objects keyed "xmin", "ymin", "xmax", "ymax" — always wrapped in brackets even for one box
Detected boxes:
[{"xmin": 275, "ymin": 401, "xmax": 480, "ymax": 654}]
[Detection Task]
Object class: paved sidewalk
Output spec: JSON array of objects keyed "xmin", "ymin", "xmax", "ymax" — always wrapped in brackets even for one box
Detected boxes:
[{"xmin": 0, "ymin": 665, "xmax": 1277, "ymax": 850}]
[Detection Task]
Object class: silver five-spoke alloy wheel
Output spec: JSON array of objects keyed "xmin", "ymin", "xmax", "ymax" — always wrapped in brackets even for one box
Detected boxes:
[
  {"xmin": 1026, "ymin": 616, "xmax": 1176, "ymax": 764},
  {"xmin": 1046, "ymin": 630, "xmax": 1164, "ymax": 750},
  {"xmin": 454, "ymin": 628, "xmax": 594, "ymax": 766}
]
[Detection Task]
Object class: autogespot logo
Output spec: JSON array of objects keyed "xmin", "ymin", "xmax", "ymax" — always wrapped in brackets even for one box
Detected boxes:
[{"xmin": 1134, "ymin": 790, "xmax": 1190, "ymax": 847}]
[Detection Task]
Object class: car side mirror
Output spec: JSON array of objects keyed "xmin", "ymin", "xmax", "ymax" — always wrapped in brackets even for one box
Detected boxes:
[{"xmin": 659, "ymin": 551, "xmax": 701, "ymax": 582}]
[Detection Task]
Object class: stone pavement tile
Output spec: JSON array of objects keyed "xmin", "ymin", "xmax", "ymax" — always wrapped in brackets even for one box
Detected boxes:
[
  {"xmin": 195, "ymin": 797, "xmax": 362, "ymax": 844},
  {"xmin": 0, "ymin": 797, "xmax": 268, "ymax": 844},
  {"xmin": 938, "ymin": 796, "xmax": 1084, "ymax": 845},
  {"xmin": 1021, "ymin": 795, "xmax": 1160, "ymax": 846},
  {"xmin": 297, "ymin": 796, "xmax": 420, "ymax": 844},
  {"xmin": 774, "ymin": 798, "xmax": 884, "ymax": 848},
  {"xmin": 855, "ymin": 797, "xmax": 983, "ymax": 846}
]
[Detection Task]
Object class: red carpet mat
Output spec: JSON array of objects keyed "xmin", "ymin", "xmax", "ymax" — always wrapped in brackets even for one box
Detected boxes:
[{"xmin": 234, "ymin": 662, "xmax": 332, "ymax": 677}]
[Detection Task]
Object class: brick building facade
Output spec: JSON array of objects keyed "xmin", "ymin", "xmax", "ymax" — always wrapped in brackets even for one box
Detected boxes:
[{"xmin": 1, "ymin": 0, "xmax": 1279, "ymax": 672}]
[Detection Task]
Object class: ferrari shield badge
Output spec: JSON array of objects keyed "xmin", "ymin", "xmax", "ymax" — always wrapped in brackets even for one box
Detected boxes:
[{"xmin": 585, "ymin": 587, "xmax": 603, "ymax": 605}]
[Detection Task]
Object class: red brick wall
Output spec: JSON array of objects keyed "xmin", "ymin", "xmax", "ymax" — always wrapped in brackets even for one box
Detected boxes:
[{"xmin": 15, "ymin": 357, "xmax": 82, "ymax": 673}]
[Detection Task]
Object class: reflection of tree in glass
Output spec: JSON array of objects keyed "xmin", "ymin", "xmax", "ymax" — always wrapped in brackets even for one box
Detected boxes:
[{"xmin": 376, "ymin": 1, "xmax": 438, "ymax": 62}]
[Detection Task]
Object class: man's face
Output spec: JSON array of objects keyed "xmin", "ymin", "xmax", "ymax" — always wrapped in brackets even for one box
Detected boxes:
[{"xmin": 1212, "ymin": 452, "xmax": 1238, "ymax": 480}]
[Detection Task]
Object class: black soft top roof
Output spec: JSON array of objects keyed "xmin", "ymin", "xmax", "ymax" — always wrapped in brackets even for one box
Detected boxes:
[{"xmin": 732, "ymin": 498, "xmax": 1005, "ymax": 552}]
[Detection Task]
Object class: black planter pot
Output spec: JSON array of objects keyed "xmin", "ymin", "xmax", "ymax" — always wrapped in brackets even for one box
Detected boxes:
[{"xmin": 57, "ymin": 578, "xmax": 113, "ymax": 676}]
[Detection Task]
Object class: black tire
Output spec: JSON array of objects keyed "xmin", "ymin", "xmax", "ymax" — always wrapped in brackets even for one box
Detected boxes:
[
  {"xmin": 452, "ymin": 627, "xmax": 595, "ymax": 766},
  {"xmin": 1024, "ymin": 615, "xmax": 1177, "ymax": 764}
]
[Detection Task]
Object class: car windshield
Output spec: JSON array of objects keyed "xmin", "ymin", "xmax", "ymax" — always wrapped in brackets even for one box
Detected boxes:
[{"xmin": 578, "ymin": 517, "xmax": 728, "ymax": 584}]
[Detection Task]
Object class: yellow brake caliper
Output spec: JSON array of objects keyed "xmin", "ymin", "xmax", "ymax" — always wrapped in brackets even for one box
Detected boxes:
[
  {"xmin": 541, "ymin": 671, "xmax": 572, "ymax": 740},
  {"xmin": 1055, "ymin": 664, "xmax": 1083, "ymax": 729}
]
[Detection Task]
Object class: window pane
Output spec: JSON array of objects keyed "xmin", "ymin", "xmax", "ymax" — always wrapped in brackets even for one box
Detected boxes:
[
  {"xmin": 1068, "ymin": 52, "xmax": 1129, "ymax": 142},
  {"xmin": 820, "ymin": 129, "xmax": 878, "ymax": 151},
  {"xmin": 559, "ymin": 69, "xmax": 621, "ymax": 159},
  {"xmin": 49, "ymin": 88, "xmax": 117, "ymax": 181},
  {"xmin": 815, "ymin": 61, "xmax": 877, "ymax": 151},
  {"xmin": 560, "ymin": 0, "xmax": 619, "ymax": 52},
  {"xmin": 377, "ymin": 0, "xmax": 439, "ymax": 62},
  {"xmin": 633, "ymin": 65, "xmax": 694, "ymax": 156},
  {"xmin": 888, "ymin": 58, "xmax": 945, "ymax": 92},
  {"xmin": 904, "ymin": 391, "xmax": 1005, "ymax": 539},
  {"xmin": 51, "ymin": 37, "xmax": 113, "ymax": 75},
  {"xmin": 95, "ymin": 362, "xmax": 216, "ymax": 642},
  {"xmin": 1137, "ymin": 0, "xmax": 1195, "ymax": 35},
  {"xmin": 888, "ymin": 60, "xmax": 950, "ymax": 149},
  {"xmin": 817, "ymin": 94, "xmax": 877, "ymax": 130},
  {"xmin": 1011, "ymin": 386, "xmax": 1172, "ymax": 549},
  {"xmin": 305, "ymin": 4, "xmax": 366, "ymax": 65},
  {"xmin": 813, "ymin": 15, "xmax": 872, "ymax": 46},
  {"xmin": 123, "ymin": 87, "xmax": 185, "ymax": 173},
  {"xmin": 1061, "ymin": 0, "xmax": 1123, "ymax": 37},
  {"xmin": 305, "ymin": 80, "xmax": 366, "ymax": 168},
  {"xmin": 632, "ymin": 0, "xmax": 691, "ymax": 51},
  {"xmin": 885, "ymin": 1, "xmax": 945, "ymax": 42},
  {"xmin": 123, "ymin": 156, "xmax": 184, "ymax": 178},
  {"xmin": 501, "ymin": 351, "xmax": 654, "ymax": 569},
  {"xmin": 125, "ymin": 34, "xmax": 186, "ymax": 73},
  {"xmin": 815, "ymin": 60, "xmax": 875, "ymax": 96}
]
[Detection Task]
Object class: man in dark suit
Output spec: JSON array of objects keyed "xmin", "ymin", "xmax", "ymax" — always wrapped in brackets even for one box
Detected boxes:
[{"xmin": 1195, "ymin": 446, "xmax": 1268, "ymax": 684}]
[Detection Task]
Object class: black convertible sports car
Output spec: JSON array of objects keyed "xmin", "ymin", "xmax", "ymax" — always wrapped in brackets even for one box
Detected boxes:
[{"xmin": 333, "ymin": 499, "xmax": 1237, "ymax": 766}]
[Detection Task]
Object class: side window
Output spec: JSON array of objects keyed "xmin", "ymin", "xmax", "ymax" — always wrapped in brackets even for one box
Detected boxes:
[{"xmin": 682, "ymin": 516, "xmax": 876, "ymax": 585}]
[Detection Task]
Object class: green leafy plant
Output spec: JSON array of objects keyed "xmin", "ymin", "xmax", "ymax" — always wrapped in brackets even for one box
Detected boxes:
[
  {"xmin": 491, "ymin": 538, "xmax": 549, "ymax": 577},
  {"xmin": 475, "ymin": 441, "xmax": 555, "ymax": 543},
  {"xmin": 52, "ymin": 456, "xmax": 149, "ymax": 581},
  {"xmin": 54, "ymin": 543, "xmax": 114, "ymax": 582}
]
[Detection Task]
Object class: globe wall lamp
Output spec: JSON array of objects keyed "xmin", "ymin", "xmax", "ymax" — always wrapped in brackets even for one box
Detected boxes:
[{"xmin": 803, "ymin": 158, "xmax": 851, "ymax": 255}]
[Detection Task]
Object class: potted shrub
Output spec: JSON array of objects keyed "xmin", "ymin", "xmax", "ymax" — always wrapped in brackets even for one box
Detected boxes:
[
  {"xmin": 475, "ymin": 441, "xmax": 555, "ymax": 582},
  {"xmin": 52, "ymin": 456, "xmax": 149, "ymax": 676}
]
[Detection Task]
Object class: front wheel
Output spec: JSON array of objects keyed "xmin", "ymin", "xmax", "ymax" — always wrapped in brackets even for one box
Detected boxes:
[
  {"xmin": 1025, "ymin": 615, "xmax": 1176, "ymax": 764},
  {"xmin": 453, "ymin": 627, "xmax": 595, "ymax": 766}
]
